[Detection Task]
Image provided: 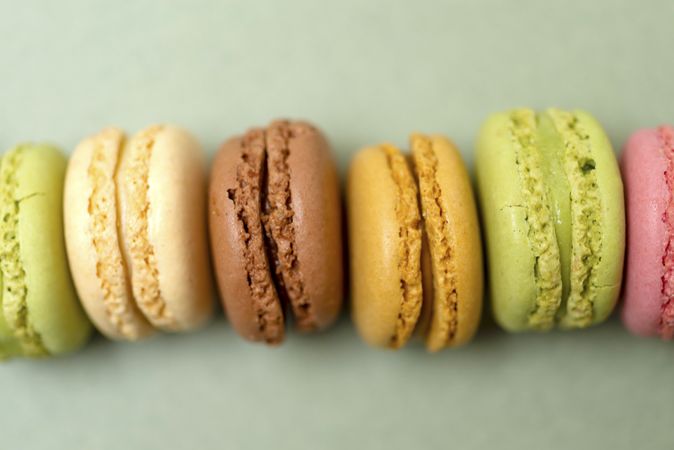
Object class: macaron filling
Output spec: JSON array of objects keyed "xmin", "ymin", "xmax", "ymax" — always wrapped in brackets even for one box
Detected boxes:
[
  {"xmin": 0, "ymin": 148, "xmax": 47, "ymax": 356},
  {"xmin": 381, "ymin": 145, "xmax": 423, "ymax": 348},
  {"xmin": 121, "ymin": 126, "xmax": 175, "ymax": 328},
  {"xmin": 658, "ymin": 126, "xmax": 674, "ymax": 339},
  {"xmin": 262, "ymin": 123, "xmax": 314, "ymax": 331},
  {"xmin": 87, "ymin": 130, "xmax": 150, "ymax": 339},
  {"xmin": 411, "ymin": 135, "xmax": 458, "ymax": 351},
  {"xmin": 509, "ymin": 110, "xmax": 562, "ymax": 330},
  {"xmin": 228, "ymin": 130, "xmax": 285, "ymax": 344},
  {"xmin": 549, "ymin": 110, "xmax": 602, "ymax": 328}
]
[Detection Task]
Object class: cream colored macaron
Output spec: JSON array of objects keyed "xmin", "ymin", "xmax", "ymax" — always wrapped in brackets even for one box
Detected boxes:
[
  {"xmin": 64, "ymin": 125, "xmax": 213, "ymax": 341},
  {"xmin": 348, "ymin": 134, "xmax": 483, "ymax": 351}
]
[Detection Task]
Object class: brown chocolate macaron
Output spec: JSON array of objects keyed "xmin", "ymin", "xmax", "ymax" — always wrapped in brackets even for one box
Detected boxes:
[{"xmin": 209, "ymin": 120, "xmax": 343, "ymax": 345}]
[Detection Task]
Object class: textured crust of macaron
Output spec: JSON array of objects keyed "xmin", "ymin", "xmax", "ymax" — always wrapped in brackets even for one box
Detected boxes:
[
  {"xmin": 143, "ymin": 126, "xmax": 213, "ymax": 331},
  {"xmin": 386, "ymin": 146, "xmax": 423, "ymax": 347},
  {"xmin": 263, "ymin": 122, "xmax": 313, "ymax": 330},
  {"xmin": 549, "ymin": 110, "xmax": 603, "ymax": 328},
  {"xmin": 209, "ymin": 134, "xmax": 285, "ymax": 344},
  {"xmin": 8, "ymin": 145, "xmax": 91, "ymax": 355},
  {"xmin": 117, "ymin": 126, "xmax": 175, "ymax": 329},
  {"xmin": 412, "ymin": 135, "xmax": 457, "ymax": 351},
  {"xmin": 64, "ymin": 129, "xmax": 154, "ymax": 340},
  {"xmin": 282, "ymin": 121, "xmax": 343, "ymax": 330},
  {"xmin": 417, "ymin": 135, "xmax": 483, "ymax": 350},
  {"xmin": 565, "ymin": 110, "xmax": 624, "ymax": 325},
  {"xmin": 348, "ymin": 146, "xmax": 422, "ymax": 349},
  {"xmin": 657, "ymin": 126, "xmax": 674, "ymax": 338},
  {"xmin": 621, "ymin": 128, "xmax": 669, "ymax": 337},
  {"xmin": 536, "ymin": 113, "xmax": 572, "ymax": 306},
  {"xmin": 510, "ymin": 110, "xmax": 563, "ymax": 330},
  {"xmin": 475, "ymin": 113, "xmax": 543, "ymax": 331}
]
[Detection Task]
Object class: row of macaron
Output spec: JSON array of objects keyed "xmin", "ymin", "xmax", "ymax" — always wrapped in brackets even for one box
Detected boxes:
[{"xmin": 0, "ymin": 109, "xmax": 668, "ymax": 360}]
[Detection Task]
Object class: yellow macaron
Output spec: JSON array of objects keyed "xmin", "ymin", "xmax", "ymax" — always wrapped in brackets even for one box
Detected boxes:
[{"xmin": 347, "ymin": 134, "xmax": 482, "ymax": 351}]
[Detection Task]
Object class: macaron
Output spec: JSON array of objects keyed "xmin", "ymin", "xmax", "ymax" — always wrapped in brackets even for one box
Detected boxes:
[
  {"xmin": 209, "ymin": 120, "xmax": 343, "ymax": 345},
  {"xmin": 348, "ymin": 134, "xmax": 483, "ymax": 351},
  {"xmin": 621, "ymin": 126, "xmax": 674, "ymax": 339},
  {"xmin": 64, "ymin": 126, "xmax": 213, "ymax": 341},
  {"xmin": 0, "ymin": 144, "xmax": 91, "ymax": 359},
  {"xmin": 475, "ymin": 108, "xmax": 625, "ymax": 332}
]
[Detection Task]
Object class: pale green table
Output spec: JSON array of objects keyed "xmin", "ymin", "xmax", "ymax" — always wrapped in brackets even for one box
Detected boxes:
[{"xmin": 1, "ymin": 1, "xmax": 672, "ymax": 449}]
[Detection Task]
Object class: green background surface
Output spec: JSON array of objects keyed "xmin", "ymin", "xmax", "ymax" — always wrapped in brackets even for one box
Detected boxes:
[{"xmin": 1, "ymin": 1, "xmax": 673, "ymax": 449}]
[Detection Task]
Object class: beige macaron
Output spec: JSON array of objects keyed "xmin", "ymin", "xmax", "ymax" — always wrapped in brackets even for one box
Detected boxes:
[{"xmin": 64, "ymin": 125, "xmax": 213, "ymax": 341}]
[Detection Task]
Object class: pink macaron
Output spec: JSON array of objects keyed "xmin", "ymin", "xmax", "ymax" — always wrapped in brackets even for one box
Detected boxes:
[{"xmin": 621, "ymin": 126, "xmax": 674, "ymax": 339}]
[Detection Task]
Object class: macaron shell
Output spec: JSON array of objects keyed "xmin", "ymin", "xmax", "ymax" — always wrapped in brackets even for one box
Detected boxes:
[
  {"xmin": 118, "ymin": 125, "xmax": 213, "ymax": 332},
  {"xmin": 64, "ymin": 128, "xmax": 154, "ymax": 340},
  {"xmin": 621, "ymin": 128, "xmax": 668, "ymax": 336},
  {"xmin": 423, "ymin": 136, "xmax": 483, "ymax": 349},
  {"xmin": 571, "ymin": 110, "xmax": 625, "ymax": 324},
  {"xmin": 10, "ymin": 145, "xmax": 91, "ymax": 354},
  {"xmin": 209, "ymin": 134, "xmax": 285, "ymax": 343},
  {"xmin": 348, "ymin": 146, "xmax": 422, "ymax": 348},
  {"xmin": 475, "ymin": 113, "xmax": 540, "ymax": 331},
  {"xmin": 283, "ymin": 121, "xmax": 343, "ymax": 330}
]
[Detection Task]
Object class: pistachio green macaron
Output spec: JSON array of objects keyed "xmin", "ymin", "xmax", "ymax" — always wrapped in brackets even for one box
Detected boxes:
[
  {"xmin": 475, "ymin": 108, "xmax": 624, "ymax": 332},
  {"xmin": 0, "ymin": 144, "xmax": 91, "ymax": 360}
]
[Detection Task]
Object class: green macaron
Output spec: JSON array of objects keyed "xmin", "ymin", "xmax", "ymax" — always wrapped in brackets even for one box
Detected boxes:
[
  {"xmin": 0, "ymin": 144, "xmax": 91, "ymax": 359},
  {"xmin": 475, "ymin": 108, "xmax": 624, "ymax": 332}
]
